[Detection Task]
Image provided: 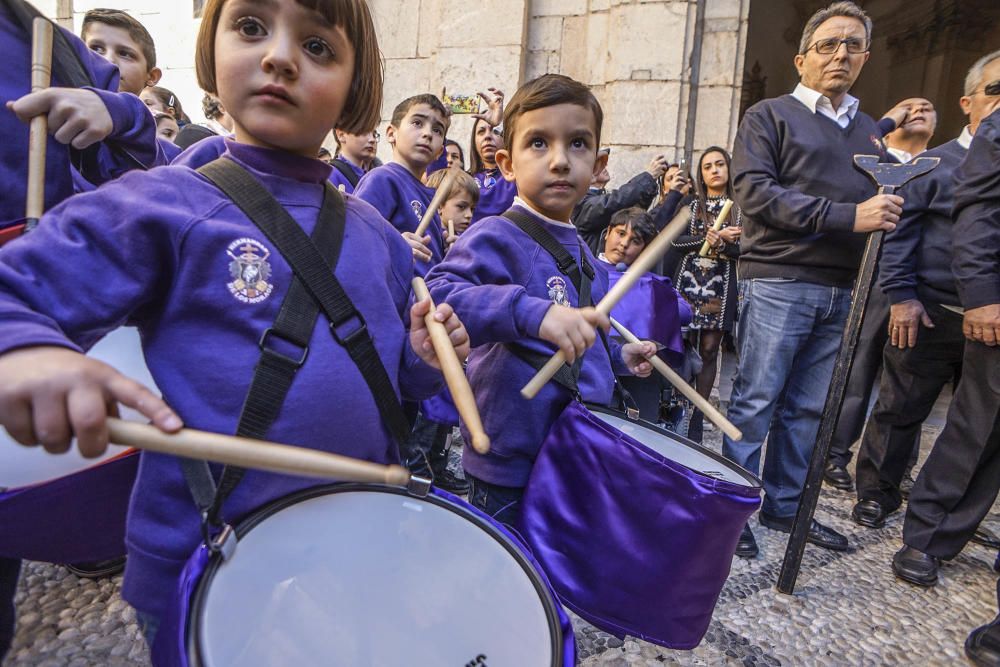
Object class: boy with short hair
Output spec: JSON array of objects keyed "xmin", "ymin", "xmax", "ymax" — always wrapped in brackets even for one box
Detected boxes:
[
  {"xmin": 425, "ymin": 74, "xmax": 655, "ymax": 525},
  {"xmin": 81, "ymin": 8, "xmax": 161, "ymax": 96},
  {"xmin": 426, "ymin": 167, "xmax": 479, "ymax": 238},
  {"xmin": 329, "ymin": 127, "xmax": 378, "ymax": 194},
  {"xmin": 354, "ymin": 94, "xmax": 450, "ymax": 274}
]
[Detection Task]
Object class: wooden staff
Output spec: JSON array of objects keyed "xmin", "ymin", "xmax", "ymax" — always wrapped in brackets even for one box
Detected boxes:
[
  {"xmin": 521, "ymin": 208, "xmax": 691, "ymax": 399},
  {"xmin": 25, "ymin": 18, "xmax": 53, "ymax": 232},
  {"xmin": 609, "ymin": 317, "xmax": 742, "ymax": 441},
  {"xmin": 107, "ymin": 418, "xmax": 411, "ymax": 486},
  {"xmin": 698, "ymin": 199, "xmax": 734, "ymax": 257},
  {"xmin": 414, "ymin": 166, "xmax": 459, "ymax": 237},
  {"xmin": 447, "ymin": 219, "xmax": 455, "ymax": 238},
  {"xmin": 412, "ymin": 277, "xmax": 490, "ymax": 454}
]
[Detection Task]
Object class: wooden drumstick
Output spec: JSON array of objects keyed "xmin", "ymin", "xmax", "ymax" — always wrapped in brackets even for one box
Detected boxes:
[
  {"xmin": 698, "ymin": 199, "xmax": 734, "ymax": 258},
  {"xmin": 412, "ymin": 277, "xmax": 490, "ymax": 454},
  {"xmin": 609, "ymin": 317, "xmax": 742, "ymax": 441},
  {"xmin": 447, "ymin": 219, "xmax": 455, "ymax": 238},
  {"xmin": 25, "ymin": 17, "xmax": 54, "ymax": 232},
  {"xmin": 414, "ymin": 166, "xmax": 458, "ymax": 237},
  {"xmin": 107, "ymin": 418, "xmax": 412, "ymax": 486},
  {"xmin": 521, "ymin": 207, "xmax": 691, "ymax": 399}
]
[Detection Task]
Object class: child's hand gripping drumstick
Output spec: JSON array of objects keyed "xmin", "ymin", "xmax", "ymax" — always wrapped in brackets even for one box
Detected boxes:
[
  {"xmin": 412, "ymin": 277, "xmax": 490, "ymax": 454},
  {"xmin": 521, "ymin": 208, "xmax": 691, "ymax": 399},
  {"xmin": 414, "ymin": 166, "xmax": 459, "ymax": 237},
  {"xmin": 107, "ymin": 418, "xmax": 412, "ymax": 485},
  {"xmin": 698, "ymin": 199, "xmax": 734, "ymax": 258},
  {"xmin": 608, "ymin": 317, "xmax": 743, "ymax": 441},
  {"xmin": 24, "ymin": 18, "xmax": 53, "ymax": 232}
]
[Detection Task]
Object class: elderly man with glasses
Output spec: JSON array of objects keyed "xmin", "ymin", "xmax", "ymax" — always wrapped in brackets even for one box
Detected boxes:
[{"xmin": 722, "ymin": 1, "xmax": 903, "ymax": 559}]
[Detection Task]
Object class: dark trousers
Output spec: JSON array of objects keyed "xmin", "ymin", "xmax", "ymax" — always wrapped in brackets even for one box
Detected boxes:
[
  {"xmin": 466, "ymin": 474, "xmax": 524, "ymax": 530},
  {"xmin": 828, "ymin": 285, "xmax": 890, "ymax": 467},
  {"xmin": 618, "ymin": 374, "xmax": 667, "ymax": 424},
  {"xmin": 855, "ymin": 305, "xmax": 964, "ymax": 511},
  {"xmin": 903, "ymin": 339, "xmax": 1000, "ymax": 559},
  {"xmin": 0, "ymin": 557, "xmax": 20, "ymax": 662},
  {"xmin": 400, "ymin": 412, "xmax": 451, "ymax": 479}
]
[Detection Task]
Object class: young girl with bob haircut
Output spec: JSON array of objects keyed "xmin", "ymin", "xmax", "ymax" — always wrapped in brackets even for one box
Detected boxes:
[{"xmin": 0, "ymin": 0, "xmax": 468, "ymax": 656}]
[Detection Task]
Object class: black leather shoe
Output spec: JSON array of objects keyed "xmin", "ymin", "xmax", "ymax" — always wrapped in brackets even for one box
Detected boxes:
[
  {"xmin": 823, "ymin": 463, "xmax": 853, "ymax": 491},
  {"xmin": 758, "ymin": 513, "xmax": 850, "ymax": 551},
  {"xmin": 433, "ymin": 467, "xmax": 470, "ymax": 495},
  {"xmin": 892, "ymin": 545, "xmax": 939, "ymax": 586},
  {"xmin": 852, "ymin": 499, "xmax": 889, "ymax": 528},
  {"xmin": 972, "ymin": 526, "xmax": 1000, "ymax": 551},
  {"xmin": 966, "ymin": 616, "xmax": 1000, "ymax": 667},
  {"xmin": 65, "ymin": 556, "xmax": 126, "ymax": 580},
  {"xmin": 735, "ymin": 524, "xmax": 758, "ymax": 559}
]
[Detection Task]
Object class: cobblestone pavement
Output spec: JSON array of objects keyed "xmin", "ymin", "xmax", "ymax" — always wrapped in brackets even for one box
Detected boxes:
[{"xmin": 6, "ymin": 422, "xmax": 998, "ymax": 666}]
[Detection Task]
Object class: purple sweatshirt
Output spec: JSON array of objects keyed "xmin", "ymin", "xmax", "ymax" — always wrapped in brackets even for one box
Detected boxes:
[
  {"xmin": 354, "ymin": 161, "xmax": 445, "ymax": 275},
  {"xmin": 0, "ymin": 141, "xmax": 441, "ymax": 619},
  {"xmin": 470, "ymin": 169, "xmax": 518, "ymax": 223},
  {"xmin": 0, "ymin": 5, "xmax": 164, "ymax": 229},
  {"xmin": 327, "ymin": 156, "xmax": 366, "ymax": 194},
  {"xmin": 425, "ymin": 203, "xmax": 626, "ymax": 487}
]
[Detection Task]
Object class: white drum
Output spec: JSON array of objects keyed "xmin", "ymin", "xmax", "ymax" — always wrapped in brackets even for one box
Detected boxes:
[
  {"xmin": 188, "ymin": 485, "xmax": 564, "ymax": 666},
  {"xmin": 0, "ymin": 326, "xmax": 156, "ymax": 490}
]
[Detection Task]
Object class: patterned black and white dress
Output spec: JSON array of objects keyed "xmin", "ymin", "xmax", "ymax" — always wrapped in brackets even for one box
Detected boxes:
[{"xmin": 672, "ymin": 196, "xmax": 742, "ymax": 332}]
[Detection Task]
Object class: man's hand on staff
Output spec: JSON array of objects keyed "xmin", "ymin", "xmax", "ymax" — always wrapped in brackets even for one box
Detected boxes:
[
  {"xmin": 888, "ymin": 299, "xmax": 934, "ymax": 349},
  {"xmin": 963, "ymin": 304, "xmax": 1000, "ymax": 346},
  {"xmin": 854, "ymin": 194, "xmax": 903, "ymax": 233}
]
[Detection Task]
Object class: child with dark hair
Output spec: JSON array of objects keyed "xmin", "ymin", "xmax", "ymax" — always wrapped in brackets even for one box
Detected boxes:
[
  {"xmin": 671, "ymin": 146, "xmax": 742, "ymax": 442},
  {"xmin": 329, "ymin": 126, "xmax": 378, "ymax": 193},
  {"xmin": 140, "ymin": 85, "xmax": 186, "ymax": 122},
  {"xmin": 354, "ymin": 94, "xmax": 450, "ymax": 274},
  {"xmin": 444, "ymin": 138, "xmax": 464, "ymax": 170},
  {"xmin": 81, "ymin": 8, "xmax": 161, "ymax": 96},
  {"xmin": 0, "ymin": 2, "xmax": 467, "ymax": 658},
  {"xmin": 427, "ymin": 74, "xmax": 656, "ymax": 526}
]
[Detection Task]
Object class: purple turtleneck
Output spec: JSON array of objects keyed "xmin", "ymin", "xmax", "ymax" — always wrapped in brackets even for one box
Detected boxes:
[{"xmin": 0, "ymin": 140, "xmax": 442, "ymax": 619}]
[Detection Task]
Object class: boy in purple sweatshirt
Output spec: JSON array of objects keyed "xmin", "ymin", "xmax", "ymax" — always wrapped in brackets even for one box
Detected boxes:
[
  {"xmin": 1, "ymin": 2, "xmax": 164, "ymax": 236},
  {"xmin": 354, "ymin": 94, "xmax": 449, "ymax": 276},
  {"xmin": 328, "ymin": 127, "xmax": 378, "ymax": 193},
  {"xmin": 426, "ymin": 74, "xmax": 656, "ymax": 526},
  {"xmin": 0, "ymin": 0, "xmax": 468, "ymax": 656}
]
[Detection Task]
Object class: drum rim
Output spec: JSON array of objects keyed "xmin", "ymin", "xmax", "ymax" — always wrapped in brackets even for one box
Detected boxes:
[
  {"xmin": 586, "ymin": 403, "xmax": 763, "ymax": 489},
  {"xmin": 186, "ymin": 482, "xmax": 564, "ymax": 667}
]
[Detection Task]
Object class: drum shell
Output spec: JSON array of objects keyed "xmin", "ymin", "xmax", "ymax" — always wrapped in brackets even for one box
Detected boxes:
[
  {"xmin": 519, "ymin": 401, "xmax": 762, "ymax": 649},
  {"xmin": 152, "ymin": 485, "xmax": 576, "ymax": 667}
]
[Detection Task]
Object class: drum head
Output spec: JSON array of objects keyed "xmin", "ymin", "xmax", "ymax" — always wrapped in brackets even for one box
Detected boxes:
[
  {"xmin": 191, "ymin": 485, "xmax": 561, "ymax": 666},
  {"xmin": 591, "ymin": 407, "xmax": 760, "ymax": 487},
  {"xmin": 0, "ymin": 327, "xmax": 152, "ymax": 490}
]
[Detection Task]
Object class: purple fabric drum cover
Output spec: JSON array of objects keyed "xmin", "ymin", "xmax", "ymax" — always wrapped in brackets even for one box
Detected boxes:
[
  {"xmin": 606, "ymin": 270, "xmax": 685, "ymax": 365},
  {"xmin": 156, "ymin": 487, "xmax": 575, "ymax": 667},
  {"xmin": 0, "ymin": 451, "xmax": 138, "ymax": 563},
  {"xmin": 519, "ymin": 402, "xmax": 761, "ymax": 649}
]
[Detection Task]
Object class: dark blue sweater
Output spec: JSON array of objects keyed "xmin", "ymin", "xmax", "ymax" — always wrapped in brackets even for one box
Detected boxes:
[
  {"xmin": 952, "ymin": 110, "xmax": 1000, "ymax": 310},
  {"xmin": 732, "ymin": 94, "xmax": 887, "ymax": 286},
  {"xmin": 879, "ymin": 138, "xmax": 966, "ymax": 307}
]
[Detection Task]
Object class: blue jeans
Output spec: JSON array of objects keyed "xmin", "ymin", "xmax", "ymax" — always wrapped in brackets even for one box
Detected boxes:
[
  {"xmin": 466, "ymin": 474, "xmax": 524, "ymax": 531},
  {"xmin": 722, "ymin": 278, "xmax": 851, "ymax": 518}
]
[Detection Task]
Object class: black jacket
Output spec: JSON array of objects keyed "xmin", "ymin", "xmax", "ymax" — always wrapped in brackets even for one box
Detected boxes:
[{"xmin": 573, "ymin": 172, "xmax": 658, "ymax": 254}]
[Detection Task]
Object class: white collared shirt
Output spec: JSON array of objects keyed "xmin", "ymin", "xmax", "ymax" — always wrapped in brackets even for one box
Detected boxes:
[
  {"xmin": 958, "ymin": 125, "xmax": 973, "ymax": 149},
  {"xmin": 513, "ymin": 196, "xmax": 576, "ymax": 229},
  {"xmin": 791, "ymin": 82, "xmax": 859, "ymax": 128},
  {"xmin": 887, "ymin": 147, "xmax": 913, "ymax": 163}
]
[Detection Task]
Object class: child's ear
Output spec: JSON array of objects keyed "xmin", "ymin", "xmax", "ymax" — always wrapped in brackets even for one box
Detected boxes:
[
  {"xmin": 592, "ymin": 148, "xmax": 609, "ymax": 179},
  {"xmin": 145, "ymin": 67, "xmax": 162, "ymax": 88},
  {"xmin": 386, "ymin": 124, "xmax": 397, "ymax": 147},
  {"xmin": 495, "ymin": 149, "xmax": 515, "ymax": 182}
]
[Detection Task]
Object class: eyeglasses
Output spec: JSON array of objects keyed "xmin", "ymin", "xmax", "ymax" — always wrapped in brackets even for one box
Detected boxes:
[
  {"xmin": 982, "ymin": 80, "xmax": 1000, "ymax": 96},
  {"xmin": 372, "ymin": 130, "xmax": 381, "ymax": 141},
  {"xmin": 803, "ymin": 37, "xmax": 869, "ymax": 55}
]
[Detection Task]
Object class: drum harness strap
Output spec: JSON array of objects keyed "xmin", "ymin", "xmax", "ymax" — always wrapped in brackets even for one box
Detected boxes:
[
  {"xmin": 500, "ymin": 209, "xmax": 639, "ymax": 417},
  {"xmin": 181, "ymin": 158, "xmax": 411, "ymax": 559}
]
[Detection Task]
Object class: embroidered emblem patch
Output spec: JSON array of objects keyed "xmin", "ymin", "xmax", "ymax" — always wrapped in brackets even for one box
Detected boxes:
[
  {"xmin": 227, "ymin": 238, "xmax": 274, "ymax": 304},
  {"xmin": 410, "ymin": 200, "xmax": 425, "ymax": 221},
  {"xmin": 482, "ymin": 174, "xmax": 497, "ymax": 188},
  {"xmin": 547, "ymin": 276, "xmax": 569, "ymax": 306}
]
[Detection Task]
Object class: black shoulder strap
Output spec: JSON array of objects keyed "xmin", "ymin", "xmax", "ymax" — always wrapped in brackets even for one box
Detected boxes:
[
  {"xmin": 501, "ymin": 208, "xmax": 595, "ymax": 393},
  {"xmin": 187, "ymin": 158, "xmax": 410, "ymax": 536},
  {"xmin": 4, "ymin": 0, "xmax": 94, "ymax": 89},
  {"xmin": 331, "ymin": 158, "xmax": 361, "ymax": 187}
]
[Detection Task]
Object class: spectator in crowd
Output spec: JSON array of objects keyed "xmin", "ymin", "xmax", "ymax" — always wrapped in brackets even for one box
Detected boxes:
[
  {"xmin": 671, "ymin": 147, "xmax": 742, "ymax": 443},
  {"xmin": 884, "ymin": 98, "xmax": 936, "ymax": 163},
  {"xmin": 572, "ymin": 149, "xmax": 669, "ymax": 254},
  {"xmin": 444, "ymin": 139, "xmax": 464, "ymax": 170},
  {"xmin": 140, "ymin": 85, "xmax": 186, "ymax": 122},
  {"xmin": 468, "ymin": 88, "xmax": 516, "ymax": 223},
  {"xmin": 722, "ymin": 1, "xmax": 901, "ymax": 559}
]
